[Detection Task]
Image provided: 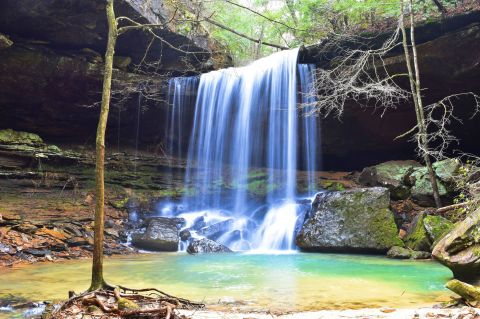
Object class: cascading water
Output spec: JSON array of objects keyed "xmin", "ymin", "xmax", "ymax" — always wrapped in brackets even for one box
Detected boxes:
[{"xmin": 161, "ymin": 49, "xmax": 319, "ymax": 252}]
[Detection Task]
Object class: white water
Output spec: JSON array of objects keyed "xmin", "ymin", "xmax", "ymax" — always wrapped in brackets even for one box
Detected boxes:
[{"xmin": 163, "ymin": 49, "xmax": 318, "ymax": 251}]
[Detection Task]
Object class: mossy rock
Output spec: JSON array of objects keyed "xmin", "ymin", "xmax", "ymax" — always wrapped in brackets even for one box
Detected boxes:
[
  {"xmin": 358, "ymin": 160, "xmax": 420, "ymax": 200},
  {"xmin": 0, "ymin": 129, "xmax": 44, "ymax": 146},
  {"xmin": 296, "ymin": 187, "xmax": 403, "ymax": 252},
  {"xmin": 409, "ymin": 168, "xmax": 449, "ymax": 207},
  {"xmin": 117, "ymin": 297, "xmax": 140, "ymax": 310},
  {"xmin": 320, "ymin": 181, "xmax": 345, "ymax": 191},
  {"xmin": 433, "ymin": 158, "xmax": 461, "ymax": 184},
  {"xmin": 404, "ymin": 212, "xmax": 432, "ymax": 252},
  {"xmin": 387, "ymin": 246, "xmax": 431, "ymax": 259},
  {"xmin": 423, "ymin": 215, "xmax": 454, "ymax": 244},
  {"xmin": 110, "ymin": 197, "xmax": 129, "ymax": 209}
]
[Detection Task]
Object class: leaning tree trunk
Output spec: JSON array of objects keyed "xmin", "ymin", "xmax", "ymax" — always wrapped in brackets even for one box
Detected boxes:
[
  {"xmin": 90, "ymin": 0, "xmax": 118, "ymax": 291},
  {"xmin": 400, "ymin": 0, "xmax": 442, "ymax": 208}
]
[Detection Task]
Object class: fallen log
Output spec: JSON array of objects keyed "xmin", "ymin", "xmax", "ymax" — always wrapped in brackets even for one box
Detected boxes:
[{"xmin": 446, "ymin": 279, "xmax": 480, "ymax": 302}]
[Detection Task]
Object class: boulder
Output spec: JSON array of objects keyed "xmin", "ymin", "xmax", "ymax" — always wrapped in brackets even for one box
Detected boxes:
[
  {"xmin": 409, "ymin": 167, "xmax": 450, "ymax": 207},
  {"xmin": 423, "ymin": 215, "xmax": 454, "ymax": 244},
  {"xmin": 432, "ymin": 208, "xmax": 480, "ymax": 282},
  {"xmin": 0, "ymin": 129, "xmax": 43, "ymax": 146},
  {"xmin": 131, "ymin": 217, "xmax": 179, "ymax": 251},
  {"xmin": 186, "ymin": 238, "xmax": 232, "ymax": 254},
  {"xmin": 179, "ymin": 229, "xmax": 191, "ymax": 241},
  {"xmin": 433, "ymin": 158, "xmax": 461, "ymax": 184},
  {"xmin": 386, "ymin": 246, "xmax": 431, "ymax": 259},
  {"xmin": 404, "ymin": 212, "xmax": 432, "ymax": 252},
  {"xmin": 296, "ymin": 187, "xmax": 402, "ymax": 252},
  {"xmin": 198, "ymin": 219, "xmax": 234, "ymax": 240},
  {"xmin": 358, "ymin": 160, "xmax": 421, "ymax": 199}
]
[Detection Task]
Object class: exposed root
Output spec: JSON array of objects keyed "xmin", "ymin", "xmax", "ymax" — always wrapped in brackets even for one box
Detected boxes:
[{"xmin": 49, "ymin": 285, "xmax": 204, "ymax": 318}]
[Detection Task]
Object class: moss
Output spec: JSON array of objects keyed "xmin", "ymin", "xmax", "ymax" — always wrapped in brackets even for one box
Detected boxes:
[
  {"xmin": 110, "ymin": 197, "xmax": 129, "ymax": 209},
  {"xmin": 320, "ymin": 181, "xmax": 345, "ymax": 191},
  {"xmin": 117, "ymin": 297, "xmax": 140, "ymax": 310},
  {"xmin": 404, "ymin": 213, "xmax": 431, "ymax": 251},
  {"xmin": 369, "ymin": 208, "xmax": 404, "ymax": 248},
  {"xmin": 423, "ymin": 215, "xmax": 454, "ymax": 243},
  {"xmin": 0, "ymin": 129, "xmax": 44, "ymax": 146},
  {"xmin": 46, "ymin": 145, "xmax": 61, "ymax": 153}
]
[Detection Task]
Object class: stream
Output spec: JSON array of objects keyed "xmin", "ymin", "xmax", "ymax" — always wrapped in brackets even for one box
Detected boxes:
[{"xmin": 0, "ymin": 252, "xmax": 453, "ymax": 317}]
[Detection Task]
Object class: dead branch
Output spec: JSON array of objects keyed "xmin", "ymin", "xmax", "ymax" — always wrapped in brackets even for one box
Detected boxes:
[
  {"xmin": 303, "ymin": 25, "xmax": 408, "ymax": 118},
  {"xmin": 204, "ymin": 17, "xmax": 289, "ymax": 50}
]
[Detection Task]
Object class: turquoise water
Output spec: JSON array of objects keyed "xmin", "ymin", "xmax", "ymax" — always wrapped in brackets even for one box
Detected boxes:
[{"xmin": 0, "ymin": 253, "xmax": 453, "ymax": 314}]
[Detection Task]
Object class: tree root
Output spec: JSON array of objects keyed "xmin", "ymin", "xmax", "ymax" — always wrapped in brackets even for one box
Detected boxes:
[{"xmin": 50, "ymin": 285, "xmax": 203, "ymax": 318}]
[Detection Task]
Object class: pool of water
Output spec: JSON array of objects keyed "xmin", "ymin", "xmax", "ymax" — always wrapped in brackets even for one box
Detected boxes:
[{"xmin": 0, "ymin": 252, "xmax": 453, "ymax": 315}]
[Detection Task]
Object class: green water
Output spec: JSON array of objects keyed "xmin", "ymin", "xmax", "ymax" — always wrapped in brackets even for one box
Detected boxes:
[{"xmin": 0, "ymin": 252, "xmax": 453, "ymax": 314}]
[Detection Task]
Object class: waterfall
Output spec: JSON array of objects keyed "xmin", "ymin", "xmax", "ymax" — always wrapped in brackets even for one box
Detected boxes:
[{"xmin": 162, "ymin": 49, "xmax": 319, "ymax": 251}]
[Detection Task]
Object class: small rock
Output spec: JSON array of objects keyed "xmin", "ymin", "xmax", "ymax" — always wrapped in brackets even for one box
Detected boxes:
[
  {"xmin": 14, "ymin": 223, "xmax": 38, "ymax": 234},
  {"xmin": 131, "ymin": 217, "xmax": 179, "ymax": 251},
  {"xmin": 24, "ymin": 249, "xmax": 51, "ymax": 257},
  {"xmin": 187, "ymin": 238, "xmax": 232, "ymax": 254},
  {"xmin": 179, "ymin": 229, "xmax": 191, "ymax": 241},
  {"xmin": 105, "ymin": 228, "xmax": 119, "ymax": 238},
  {"xmin": 66, "ymin": 237, "xmax": 89, "ymax": 247},
  {"xmin": 387, "ymin": 246, "xmax": 411, "ymax": 259}
]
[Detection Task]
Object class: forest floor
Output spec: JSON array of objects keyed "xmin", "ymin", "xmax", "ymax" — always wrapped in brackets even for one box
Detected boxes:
[{"xmin": 0, "ymin": 187, "xmax": 136, "ymax": 268}]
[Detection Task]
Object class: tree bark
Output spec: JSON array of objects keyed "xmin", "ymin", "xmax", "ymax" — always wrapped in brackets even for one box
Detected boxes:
[
  {"xmin": 400, "ymin": 0, "xmax": 442, "ymax": 208},
  {"xmin": 90, "ymin": 0, "xmax": 118, "ymax": 291}
]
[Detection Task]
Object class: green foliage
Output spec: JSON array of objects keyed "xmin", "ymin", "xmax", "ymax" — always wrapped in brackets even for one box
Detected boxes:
[{"xmin": 200, "ymin": 0, "xmax": 456, "ymax": 64}]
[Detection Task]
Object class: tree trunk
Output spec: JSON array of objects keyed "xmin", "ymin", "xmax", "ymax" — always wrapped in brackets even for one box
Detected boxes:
[
  {"xmin": 90, "ymin": 0, "xmax": 118, "ymax": 291},
  {"xmin": 400, "ymin": 0, "xmax": 442, "ymax": 208}
]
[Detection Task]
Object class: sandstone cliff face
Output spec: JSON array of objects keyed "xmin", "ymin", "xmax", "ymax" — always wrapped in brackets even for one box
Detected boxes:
[
  {"xmin": 0, "ymin": 4, "xmax": 479, "ymax": 170},
  {"xmin": 300, "ymin": 12, "xmax": 480, "ymax": 169},
  {"xmin": 0, "ymin": 0, "xmax": 225, "ymax": 147}
]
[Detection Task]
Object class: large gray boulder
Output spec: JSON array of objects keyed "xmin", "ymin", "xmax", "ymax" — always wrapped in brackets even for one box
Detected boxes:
[
  {"xmin": 131, "ymin": 217, "xmax": 179, "ymax": 251},
  {"xmin": 187, "ymin": 238, "xmax": 232, "ymax": 254},
  {"xmin": 296, "ymin": 187, "xmax": 402, "ymax": 252}
]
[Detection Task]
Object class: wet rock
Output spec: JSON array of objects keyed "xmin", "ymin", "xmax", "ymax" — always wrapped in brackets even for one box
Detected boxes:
[
  {"xmin": 386, "ymin": 246, "xmax": 411, "ymax": 259},
  {"xmin": 66, "ymin": 237, "xmax": 89, "ymax": 247},
  {"xmin": 198, "ymin": 219, "xmax": 234, "ymax": 240},
  {"xmin": 359, "ymin": 160, "xmax": 421, "ymax": 200},
  {"xmin": 24, "ymin": 249, "xmax": 51, "ymax": 257},
  {"xmin": 191, "ymin": 216, "xmax": 207, "ymax": 231},
  {"xmin": 187, "ymin": 238, "xmax": 232, "ymax": 254},
  {"xmin": 410, "ymin": 250, "xmax": 431, "ymax": 259},
  {"xmin": 179, "ymin": 229, "xmax": 191, "ymax": 241},
  {"xmin": 296, "ymin": 187, "xmax": 402, "ymax": 252},
  {"xmin": 387, "ymin": 246, "xmax": 430, "ymax": 259},
  {"xmin": 404, "ymin": 212, "xmax": 431, "ymax": 252},
  {"xmin": 145, "ymin": 217, "xmax": 185, "ymax": 229},
  {"xmin": 423, "ymin": 215, "xmax": 454, "ymax": 244},
  {"xmin": 131, "ymin": 217, "xmax": 179, "ymax": 251},
  {"xmin": 432, "ymin": 208, "xmax": 480, "ymax": 282}
]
